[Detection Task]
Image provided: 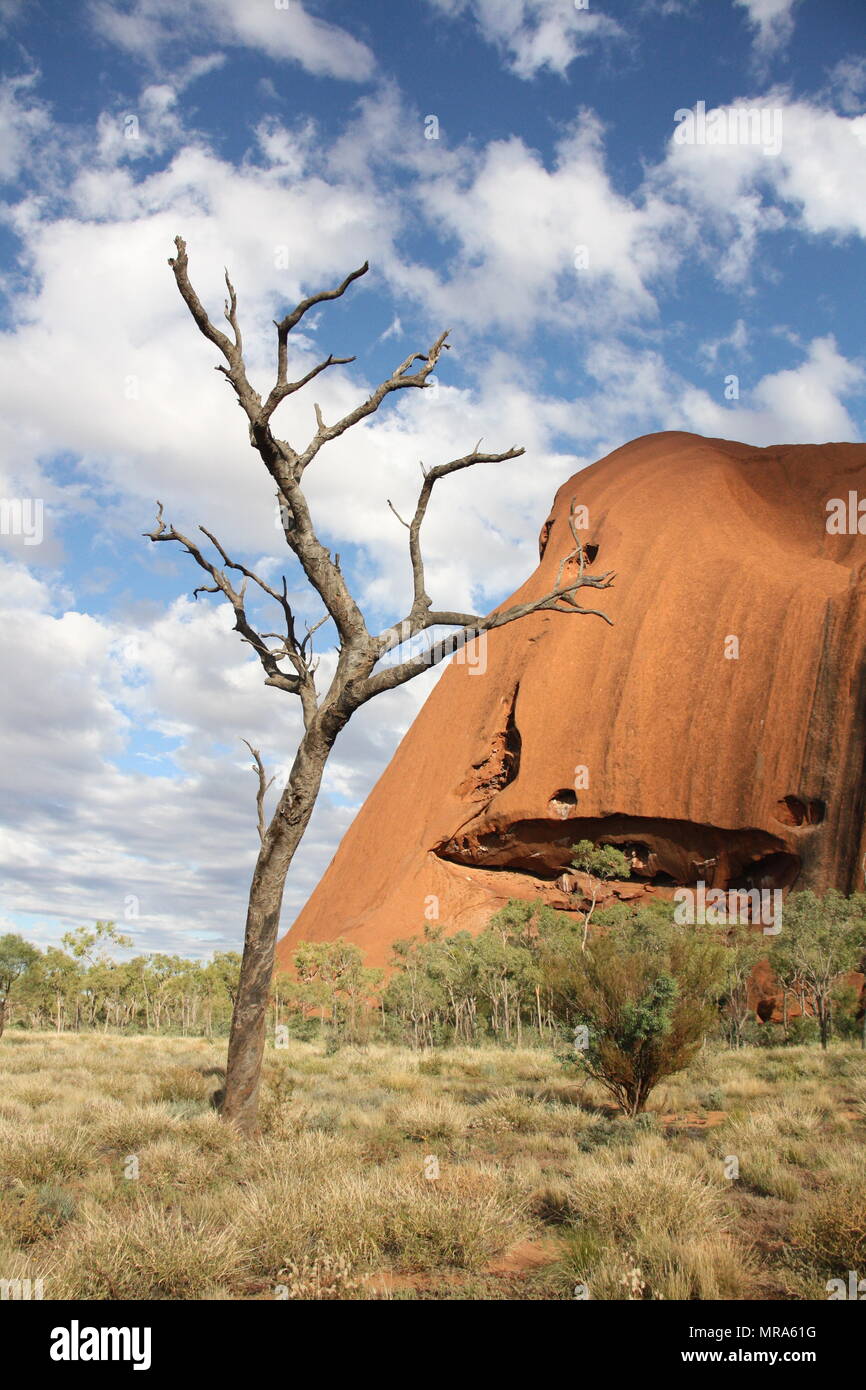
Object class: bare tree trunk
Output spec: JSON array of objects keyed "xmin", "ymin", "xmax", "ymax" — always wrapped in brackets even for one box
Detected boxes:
[
  {"xmin": 221, "ymin": 730, "xmax": 332, "ymax": 1132},
  {"xmin": 818, "ymin": 995, "xmax": 830, "ymax": 1050},
  {"xmin": 581, "ymin": 883, "xmax": 599, "ymax": 951}
]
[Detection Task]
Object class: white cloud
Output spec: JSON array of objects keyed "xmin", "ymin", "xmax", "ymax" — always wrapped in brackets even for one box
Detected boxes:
[
  {"xmin": 540, "ymin": 333, "xmax": 864, "ymax": 453},
  {"xmin": 686, "ymin": 335, "xmax": 864, "ymax": 444},
  {"xmin": 655, "ymin": 97, "xmax": 866, "ymax": 284},
  {"xmin": 734, "ymin": 0, "xmax": 801, "ymax": 56},
  {"xmin": 391, "ymin": 114, "xmax": 680, "ymax": 331},
  {"xmin": 425, "ymin": 0, "xmax": 624, "ymax": 79},
  {"xmin": 824, "ymin": 56, "xmax": 866, "ymax": 116},
  {"xmin": 700, "ymin": 318, "xmax": 750, "ymax": 368},
  {"xmin": 0, "ymin": 72, "xmax": 51, "ymax": 184},
  {"xmin": 89, "ymin": 0, "xmax": 375, "ymax": 82}
]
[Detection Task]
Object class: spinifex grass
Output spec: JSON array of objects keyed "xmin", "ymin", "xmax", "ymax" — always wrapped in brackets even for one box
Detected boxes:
[{"xmin": 0, "ymin": 1033, "xmax": 862, "ymax": 1300}]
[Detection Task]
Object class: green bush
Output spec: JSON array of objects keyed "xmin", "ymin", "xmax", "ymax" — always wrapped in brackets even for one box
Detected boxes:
[{"xmin": 543, "ymin": 916, "xmax": 727, "ymax": 1115}]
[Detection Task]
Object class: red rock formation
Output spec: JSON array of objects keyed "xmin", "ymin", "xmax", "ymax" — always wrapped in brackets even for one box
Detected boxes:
[{"xmin": 277, "ymin": 430, "xmax": 866, "ymax": 969}]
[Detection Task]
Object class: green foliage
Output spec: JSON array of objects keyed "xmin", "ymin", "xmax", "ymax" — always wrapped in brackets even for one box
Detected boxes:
[
  {"xmin": 785, "ymin": 1016, "xmax": 821, "ymax": 1047},
  {"xmin": 61, "ymin": 920, "xmax": 133, "ymax": 964},
  {"xmin": 0, "ymin": 933, "xmax": 39, "ymax": 1035},
  {"xmin": 717, "ymin": 921, "xmax": 768, "ymax": 1049},
  {"xmin": 770, "ymin": 891, "xmax": 866, "ymax": 1048},
  {"xmin": 544, "ymin": 914, "xmax": 728, "ymax": 1115},
  {"xmin": 2, "ymin": 925, "xmax": 240, "ymax": 1037},
  {"xmin": 283, "ymin": 939, "xmax": 383, "ymax": 1046},
  {"xmin": 570, "ymin": 839, "xmax": 631, "ymax": 882},
  {"xmin": 383, "ymin": 907, "xmax": 577, "ymax": 1048},
  {"xmin": 5, "ymin": 890, "xmax": 865, "ymax": 1062},
  {"xmin": 829, "ymin": 982, "xmax": 861, "ymax": 1040},
  {"xmin": 0, "ymin": 933, "xmax": 39, "ymax": 997}
]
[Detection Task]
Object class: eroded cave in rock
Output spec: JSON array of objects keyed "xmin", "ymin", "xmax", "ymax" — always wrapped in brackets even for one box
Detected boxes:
[
  {"xmin": 774, "ymin": 795, "xmax": 825, "ymax": 827},
  {"xmin": 455, "ymin": 687, "xmax": 522, "ymax": 802},
  {"xmin": 435, "ymin": 814, "xmax": 802, "ymax": 892},
  {"xmin": 548, "ymin": 789, "xmax": 578, "ymax": 818}
]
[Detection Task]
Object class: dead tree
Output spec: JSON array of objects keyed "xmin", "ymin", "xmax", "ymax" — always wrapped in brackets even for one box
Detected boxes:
[{"xmin": 147, "ymin": 237, "xmax": 615, "ymax": 1134}]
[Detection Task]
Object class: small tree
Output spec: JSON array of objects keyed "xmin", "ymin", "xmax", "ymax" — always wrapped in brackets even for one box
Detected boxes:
[
  {"xmin": 719, "ymin": 921, "xmax": 767, "ymax": 1048},
  {"xmin": 770, "ymin": 891, "xmax": 866, "ymax": 1050},
  {"xmin": 0, "ymin": 934, "xmax": 39, "ymax": 1037},
  {"xmin": 570, "ymin": 839, "xmax": 631, "ymax": 948},
  {"xmin": 291, "ymin": 939, "xmax": 381, "ymax": 1046},
  {"xmin": 149, "ymin": 238, "xmax": 615, "ymax": 1132},
  {"xmin": 61, "ymin": 920, "xmax": 133, "ymax": 967},
  {"xmin": 544, "ymin": 914, "xmax": 726, "ymax": 1115}
]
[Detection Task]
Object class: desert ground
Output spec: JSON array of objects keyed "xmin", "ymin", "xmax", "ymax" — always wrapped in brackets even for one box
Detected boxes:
[{"xmin": 1, "ymin": 1033, "xmax": 864, "ymax": 1301}]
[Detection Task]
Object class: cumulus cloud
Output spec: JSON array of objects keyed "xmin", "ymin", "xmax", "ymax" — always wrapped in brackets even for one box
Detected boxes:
[
  {"xmin": 88, "ymin": 0, "xmax": 375, "ymax": 82},
  {"xmin": 540, "ymin": 333, "xmax": 864, "ymax": 455},
  {"xmin": 425, "ymin": 0, "xmax": 624, "ymax": 79},
  {"xmin": 684, "ymin": 335, "xmax": 865, "ymax": 444},
  {"xmin": 655, "ymin": 97, "xmax": 866, "ymax": 284},
  {"xmin": 824, "ymin": 56, "xmax": 866, "ymax": 116},
  {"xmin": 389, "ymin": 114, "xmax": 681, "ymax": 332}
]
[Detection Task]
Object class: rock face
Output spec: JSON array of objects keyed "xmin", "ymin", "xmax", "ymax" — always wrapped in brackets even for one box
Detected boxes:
[{"xmin": 277, "ymin": 431, "xmax": 866, "ymax": 969}]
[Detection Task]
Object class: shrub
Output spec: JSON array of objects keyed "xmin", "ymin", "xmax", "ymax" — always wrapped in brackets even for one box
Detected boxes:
[
  {"xmin": 785, "ymin": 1016, "xmax": 820, "ymax": 1047},
  {"xmin": 544, "ymin": 916, "xmax": 727, "ymax": 1114},
  {"xmin": 789, "ymin": 1180, "xmax": 866, "ymax": 1273}
]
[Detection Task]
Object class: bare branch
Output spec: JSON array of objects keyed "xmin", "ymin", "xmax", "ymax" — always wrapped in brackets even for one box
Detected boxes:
[
  {"xmin": 223, "ymin": 270, "xmax": 242, "ymax": 355},
  {"xmin": 381, "ymin": 442, "xmax": 525, "ymax": 649},
  {"xmin": 168, "ymin": 237, "xmax": 236, "ymax": 366},
  {"xmin": 144, "ymin": 504, "xmax": 310, "ymax": 700},
  {"xmin": 168, "ymin": 236, "xmax": 263, "ymax": 419},
  {"xmin": 358, "ymin": 562, "xmax": 614, "ymax": 704},
  {"xmin": 262, "ymin": 261, "xmax": 368, "ymax": 424},
  {"xmin": 301, "ymin": 612, "xmax": 329, "ymax": 661},
  {"xmin": 241, "ymin": 739, "xmax": 275, "ymax": 845},
  {"xmin": 262, "ymin": 352, "xmax": 355, "ymax": 426},
  {"xmin": 297, "ymin": 331, "xmax": 450, "ymax": 472},
  {"xmin": 276, "ymin": 262, "xmax": 369, "ymax": 339},
  {"xmin": 365, "ymin": 487, "xmax": 614, "ymax": 702},
  {"xmin": 555, "ymin": 498, "xmax": 589, "ymax": 593},
  {"xmin": 161, "ymin": 239, "xmax": 614, "ymax": 731}
]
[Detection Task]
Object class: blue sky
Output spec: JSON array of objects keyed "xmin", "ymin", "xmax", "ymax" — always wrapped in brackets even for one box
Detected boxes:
[{"xmin": 0, "ymin": 0, "xmax": 864, "ymax": 957}]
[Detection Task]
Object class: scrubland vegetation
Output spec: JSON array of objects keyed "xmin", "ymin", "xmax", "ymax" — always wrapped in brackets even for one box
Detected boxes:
[
  {"xmin": 2, "ymin": 883, "xmax": 863, "ymax": 1300},
  {"xmin": 1, "ymin": 1032, "xmax": 864, "ymax": 1301}
]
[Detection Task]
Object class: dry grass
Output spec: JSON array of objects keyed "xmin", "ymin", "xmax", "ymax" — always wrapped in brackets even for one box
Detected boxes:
[{"xmin": 0, "ymin": 1032, "xmax": 863, "ymax": 1300}]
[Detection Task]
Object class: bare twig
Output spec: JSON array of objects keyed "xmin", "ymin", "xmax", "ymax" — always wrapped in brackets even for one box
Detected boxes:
[
  {"xmin": 144, "ymin": 504, "xmax": 320, "ymax": 718},
  {"xmin": 241, "ymin": 739, "xmax": 275, "ymax": 844}
]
